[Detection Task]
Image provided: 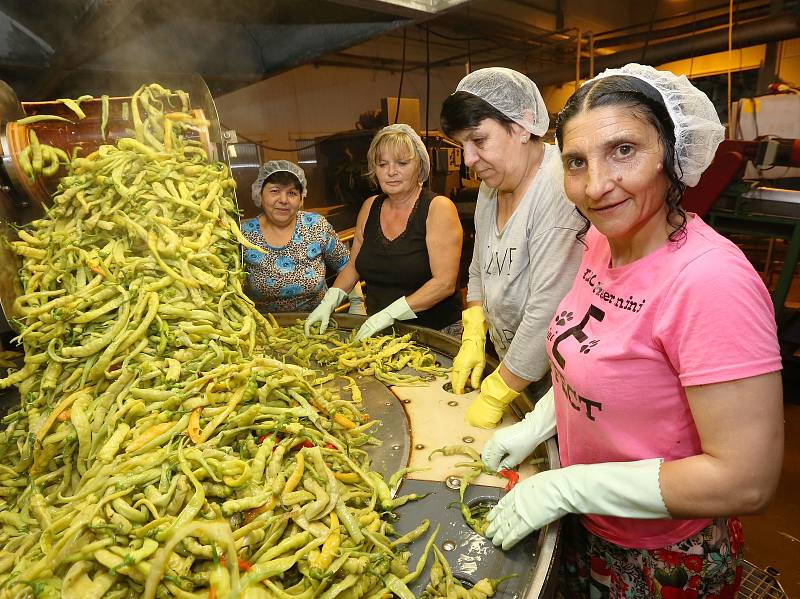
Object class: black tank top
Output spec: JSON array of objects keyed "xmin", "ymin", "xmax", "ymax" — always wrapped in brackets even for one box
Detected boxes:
[{"xmin": 355, "ymin": 189, "xmax": 462, "ymax": 330}]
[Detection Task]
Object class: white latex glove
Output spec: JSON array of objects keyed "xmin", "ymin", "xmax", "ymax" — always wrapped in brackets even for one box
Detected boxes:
[
  {"xmin": 486, "ymin": 458, "xmax": 668, "ymax": 550},
  {"xmin": 481, "ymin": 387, "xmax": 556, "ymax": 472},
  {"xmin": 355, "ymin": 296, "xmax": 416, "ymax": 341},
  {"xmin": 304, "ymin": 287, "xmax": 347, "ymax": 335}
]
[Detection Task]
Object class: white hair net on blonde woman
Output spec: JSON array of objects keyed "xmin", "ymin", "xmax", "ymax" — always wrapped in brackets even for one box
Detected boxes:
[
  {"xmin": 589, "ymin": 63, "xmax": 724, "ymax": 187},
  {"xmin": 366, "ymin": 123, "xmax": 430, "ymax": 184},
  {"xmin": 455, "ymin": 67, "xmax": 549, "ymax": 136},
  {"xmin": 251, "ymin": 160, "xmax": 308, "ymax": 207}
]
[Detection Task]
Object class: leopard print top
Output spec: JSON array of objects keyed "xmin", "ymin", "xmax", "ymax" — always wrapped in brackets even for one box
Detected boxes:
[{"xmin": 242, "ymin": 211, "xmax": 349, "ymax": 313}]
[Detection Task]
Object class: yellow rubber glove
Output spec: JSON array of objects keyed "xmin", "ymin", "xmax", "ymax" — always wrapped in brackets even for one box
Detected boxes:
[
  {"xmin": 450, "ymin": 306, "xmax": 488, "ymax": 394},
  {"xmin": 465, "ymin": 367, "xmax": 520, "ymax": 429}
]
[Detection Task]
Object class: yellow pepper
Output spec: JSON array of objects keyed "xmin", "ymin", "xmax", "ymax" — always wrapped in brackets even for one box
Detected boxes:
[
  {"xmin": 333, "ymin": 413, "xmax": 357, "ymax": 430},
  {"xmin": 282, "ymin": 452, "xmax": 305, "ymax": 495},
  {"xmin": 314, "ymin": 512, "xmax": 340, "ymax": 571},
  {"xmin": 126, "ymin": 422, "xmax": 174, "ymax": 453}
]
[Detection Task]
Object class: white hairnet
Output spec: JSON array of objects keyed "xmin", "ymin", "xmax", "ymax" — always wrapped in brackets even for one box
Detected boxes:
[
  {"xmin": 371, "ymin": 123, "xmax": 431, "ymax": 183},
  {"xmin": 590, "ymin": 63, "xmax": 724, "ymax": 187},
  {"xmin": 251, "ymin": 160, "xmax": 308, "ymax": 207},
  {"xmin": 455, "ymin": 67, "xmax": 549, "ymax": 136}
]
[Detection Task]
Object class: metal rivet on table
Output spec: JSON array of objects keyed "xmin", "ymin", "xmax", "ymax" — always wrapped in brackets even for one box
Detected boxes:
[
  {"xmin": 442, "ymin": 541, "xmax": 457, "ymax": 551},
  {"xmin": 462, "ymin": 436, "xmax": 474, "ymax": 444},
  {"xmin": 385, "ymin": 402, "xmax": 392, "ymax": 407},
  {"xmin": 445, "ymin": 476, "xmax": 461, "ymax": 490},
  {"xmin": 402, "ymin": 399, "xmax": 411, "ymax": 404},
  {"xmin": 391, "ymin": 444, "xmax": 401, "ymax": 450},
  {"xmin": 447, "ymin": 400, "xmax": 458, "ymax": 407},
  {"xmin": 415, "ymin": 444, "xmax": 425, "ymax": 450}
]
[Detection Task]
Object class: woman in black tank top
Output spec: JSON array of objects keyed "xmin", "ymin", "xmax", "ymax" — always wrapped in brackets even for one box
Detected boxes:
[{"xmin": 304, "ymin": 124, "xmax": 463, "ymax": 339}]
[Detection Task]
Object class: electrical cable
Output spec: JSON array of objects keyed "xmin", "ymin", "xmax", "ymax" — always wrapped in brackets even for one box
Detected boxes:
[
  {"xmin": 727, "ymin": 0, "xmax": 734, "ymax": 135},
  {"xmin": 687, "ymin": 0, "xmax": 697, "ymax": 78},
  {"xmin": 221, "ymin": 125, "xmax": 334, "ymax": 153},
  {"xmin": 425, "ymin": 25, "xmax": 431, "ymax": 190},
  {"xmin": 466, "ymin": 4, "xmax": 472, "ymax": 75},
  {"xmin": 639, "ymin": 0, "xmax": 660, "ymax": 63},
  {"xmin": 425, "ymin": 25, "xmax": 430, "ymax": 148},
  {"xmin": 394, "ymin": 27, "xmax": 407, "ymax": 124},
  {"xmin": 241, "ymin": 22, "xmax": 268, "ymax": 75}
]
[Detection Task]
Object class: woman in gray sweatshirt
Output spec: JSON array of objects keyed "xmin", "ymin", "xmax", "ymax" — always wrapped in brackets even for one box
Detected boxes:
[{"xmin": 441, "ymin": 66, "xmax": 584, "ymax": 429}]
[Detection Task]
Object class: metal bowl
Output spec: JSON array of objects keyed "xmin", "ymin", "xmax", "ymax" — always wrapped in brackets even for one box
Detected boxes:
[{"xmin": 275, "ymin": 313, "xmax": 561, "ymax": 599}]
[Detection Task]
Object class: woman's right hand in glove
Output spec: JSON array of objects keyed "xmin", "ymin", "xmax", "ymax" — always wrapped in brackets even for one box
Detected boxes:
[
  {"xmin": 481, "ymin": 387, "xmax": 556, "ymax": 471},
  {"xmin": 450, "ymin": 306, "xmax": 489, "ymax": 394},
  {"xmin": 304, "ymin": 287, "xmax": 347, "ymax": 335}
]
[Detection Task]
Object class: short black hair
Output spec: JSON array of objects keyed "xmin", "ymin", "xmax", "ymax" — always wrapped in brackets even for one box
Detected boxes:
[
  {"xmin": 440, "ymin": 91, "xmax": 517, "ymax": 137},
  {"xmin": 554, "ymin": 75, "xmax": 686, "ymax": 244},
  {"xmin": 262, "ymin": 170, "xmax": 302, "ymax": 194}
]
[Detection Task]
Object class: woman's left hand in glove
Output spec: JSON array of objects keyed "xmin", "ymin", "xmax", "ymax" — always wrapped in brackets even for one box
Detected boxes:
[
  {"xmin": 355, "ymin": 296, "xmax": 416, "ymax": 341},
  {"xmin": 486, "ymin": 458, "xmax": 669, "ymax": 550}
]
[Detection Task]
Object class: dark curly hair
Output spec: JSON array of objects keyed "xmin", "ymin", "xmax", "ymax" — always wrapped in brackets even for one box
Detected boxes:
[{"xmin": 554, "ymin": 75, "xmax": 687, "ymax": 244}]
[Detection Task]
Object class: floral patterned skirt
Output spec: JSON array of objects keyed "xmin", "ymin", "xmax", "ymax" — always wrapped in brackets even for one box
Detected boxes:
[{"xmin": 557, "ymin": 516, "xmax": 745, "ymax": 599}]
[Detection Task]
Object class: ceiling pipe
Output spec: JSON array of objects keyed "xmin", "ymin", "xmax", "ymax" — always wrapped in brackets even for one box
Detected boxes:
[
  {"xmin": 592, "ymin": 3, "xmax": 772, "ymax": 50},
  {"xmin": 592, "ymin": 0, "xmax": 768, "ymax": 41},
  {"xmin": 530, "ymin": 11, "xmax": 800, "ymax": 88}
]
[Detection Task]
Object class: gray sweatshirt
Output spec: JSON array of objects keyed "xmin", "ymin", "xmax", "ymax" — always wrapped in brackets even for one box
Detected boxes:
[{"xmin": 466, "ymin": 143, "xmax": 584, "ymax": 382}]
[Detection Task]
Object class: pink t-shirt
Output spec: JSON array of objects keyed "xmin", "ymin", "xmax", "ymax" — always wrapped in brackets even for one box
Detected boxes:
[{"xmin": 545, "ymin": 216, "xmax": 781, "ymax": 550}]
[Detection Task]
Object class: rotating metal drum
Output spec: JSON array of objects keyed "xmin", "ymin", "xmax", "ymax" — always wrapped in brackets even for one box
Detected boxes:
[
  {"xmin": 0, "ymin": 75, "xmax": 228, "ymax": 334},
  {"xmin": 275, "ymin": 314, "xmax": 561, "ymax": 599}
]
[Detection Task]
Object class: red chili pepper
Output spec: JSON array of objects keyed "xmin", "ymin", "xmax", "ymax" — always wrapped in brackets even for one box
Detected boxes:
[
  {"xmin": 219, "ymin": 555, "xmax": 252, "ymax": 571},
  {"xmin": 293, "ymin": 440, "xmax": 313, "ymax": 449},
  {"xmin": 257, "ymin": 435, "xmax": 267, "ymax": 444},
  {"xmin": 325, "ymin": 443, "xmax": 337, "ymax": 450},
  {"xmin": 498, "ymin": 469, "xmax": 520, "ymax": 491},
  {"xmin": 237, "ymin": 558, "xmax": 252, "ymax": 572}
]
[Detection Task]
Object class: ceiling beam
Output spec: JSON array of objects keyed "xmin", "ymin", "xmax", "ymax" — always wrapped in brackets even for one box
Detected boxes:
[{"xmin": 326, "ymin": 0, "xmax": 473, "ymax": 18}]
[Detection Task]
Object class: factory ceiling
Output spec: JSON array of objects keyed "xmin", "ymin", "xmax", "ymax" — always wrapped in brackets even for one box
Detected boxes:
[
  {"xmin": 0, "ymin": 0, "xmax": 796, "ymax": 102},
  {"xmin": 0, "ymin": 0, "xmax": 419, "ymax": 100}
]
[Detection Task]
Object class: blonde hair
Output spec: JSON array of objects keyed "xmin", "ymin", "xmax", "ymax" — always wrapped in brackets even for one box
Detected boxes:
[{"xmin": 365, "ymin": 124, "xmax": 430, "ymax": 187}]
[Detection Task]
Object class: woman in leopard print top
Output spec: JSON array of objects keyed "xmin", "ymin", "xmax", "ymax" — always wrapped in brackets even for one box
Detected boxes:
[{"xmin": 242, "ymin": 160, "xmax": 350, "ymax": 313}]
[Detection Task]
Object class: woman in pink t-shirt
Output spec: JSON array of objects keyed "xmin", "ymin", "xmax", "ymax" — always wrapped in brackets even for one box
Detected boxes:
[{"xmin": 480, "ymin": 64, "xmax": 784, "ymax": 598}]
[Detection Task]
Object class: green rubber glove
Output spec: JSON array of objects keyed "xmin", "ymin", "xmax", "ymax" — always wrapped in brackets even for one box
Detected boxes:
[
  {"xmin": 355, "ymin": 296, "xmax": 416, "ymax": 341},
  {"xmin": 450, "ymin": 306, "xmax": 488, "ymax": 394},
  {"xmin": 486, "ymin": 458, "xmax": 668, "ymax": 550},
  {"xmin": 465, "ymin": 367, "xmax": 519, "ymax": 429},
  {"xmin": 304, "ymin": 287, "xmax": 347, "ymax": 335}
]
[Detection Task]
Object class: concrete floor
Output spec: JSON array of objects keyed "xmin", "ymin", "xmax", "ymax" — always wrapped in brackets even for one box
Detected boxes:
[{"xmin": 741, "ymin": 396, "xmax": 800, "ymax": 599}]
